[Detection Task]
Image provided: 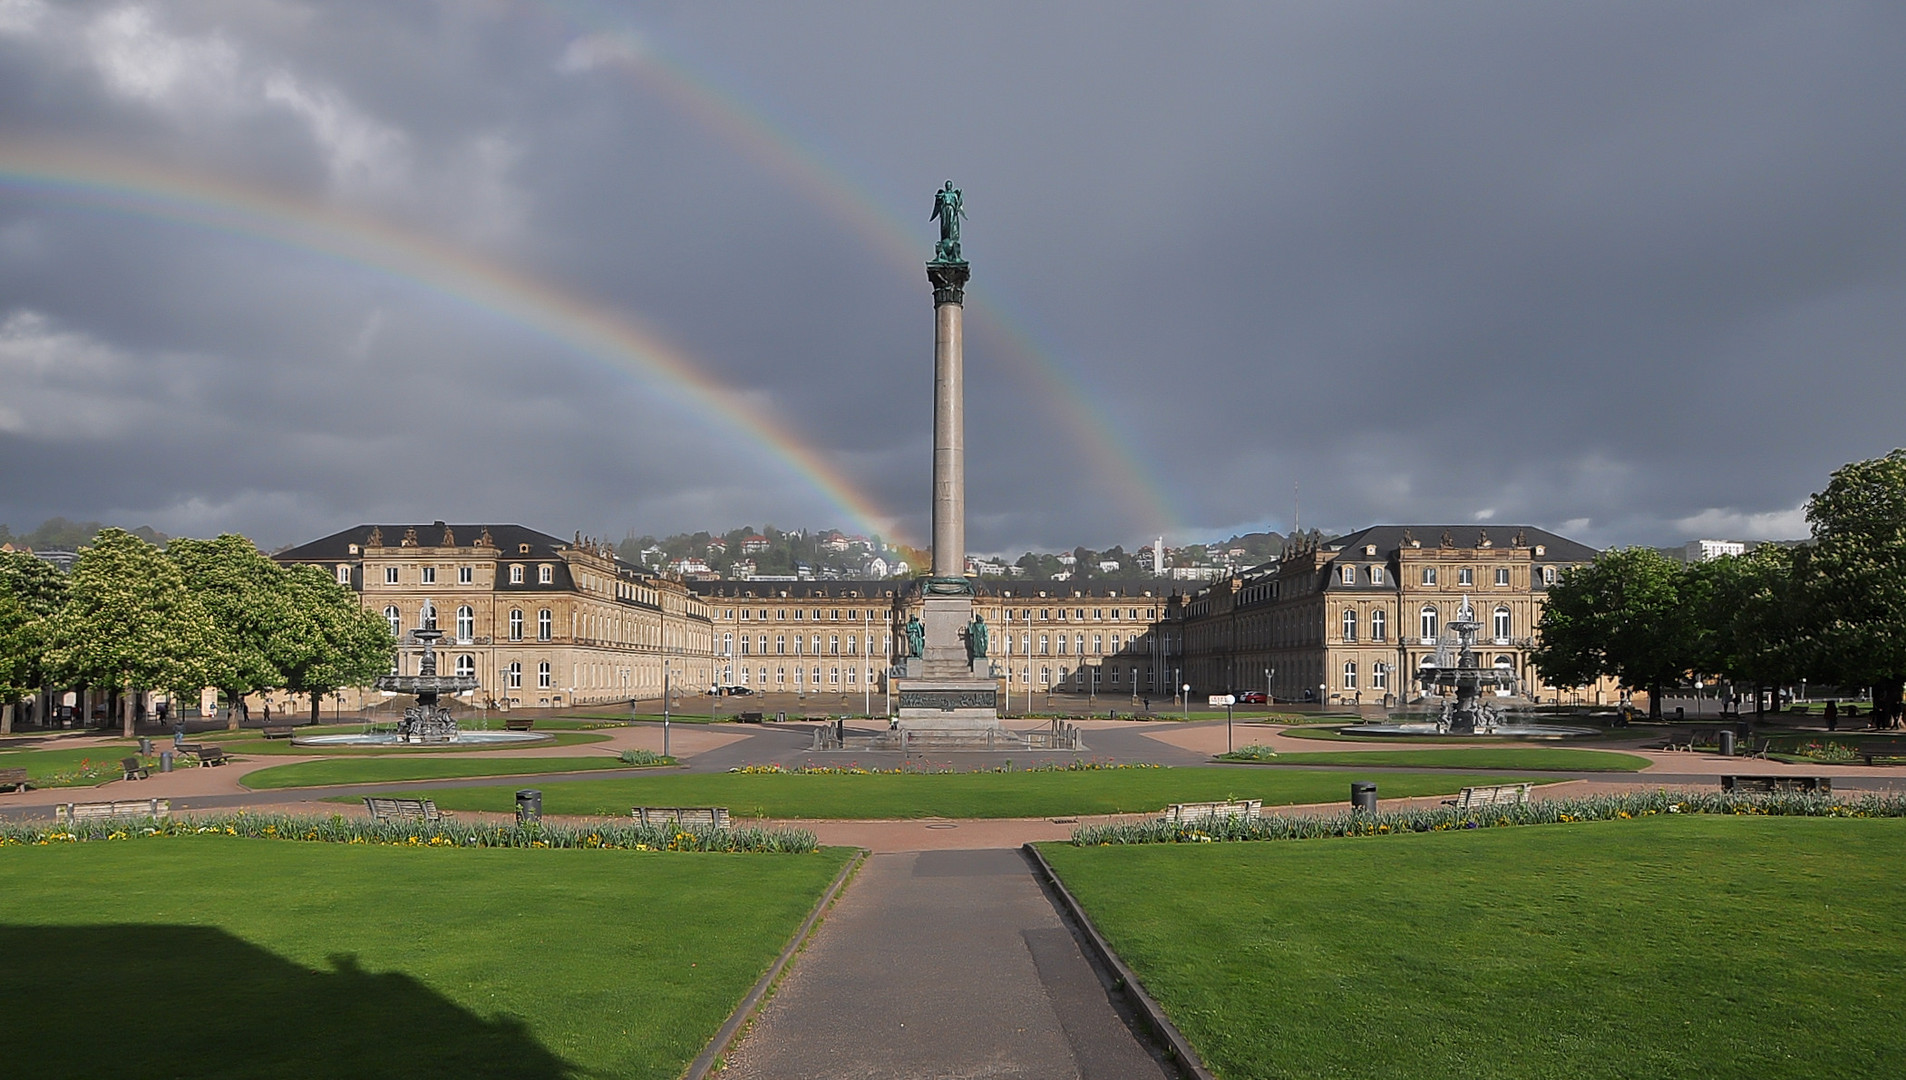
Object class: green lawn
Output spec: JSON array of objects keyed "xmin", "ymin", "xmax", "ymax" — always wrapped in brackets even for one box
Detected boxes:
[
  {"xmin": 0, "ymin": 837, "xmax": 851, "ymax": 1079},
  {"xmin": 1227, "ymin": 748, "xmax": 1650, "ymax": 771},
  {"xmin": 196, "ymin": 729, "xmax": 611, "ymax": 755},
  {"xmin": 1041, "ymin": 817, "xmax": 1906, "ymax": 1080},
  {"xmin": 243, "ymin": 755, "xmax": 674, "ymax": 790},
  {"xmin": 1277, "ymin": 723, "xmax": 1633, "ymax": 744},
  {"xmin": 363, "ymin": 768, "xmax": 1541, "ymax": 820},
  {"xmin": 0, "ymin": 745, "xmax": 140, "ymax": 788}
]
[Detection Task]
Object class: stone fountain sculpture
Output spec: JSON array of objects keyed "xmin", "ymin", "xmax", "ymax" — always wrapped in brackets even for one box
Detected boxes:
[
  {"xmin": 375, "ymin": 626, "xmax": 478, "ymax": 743},
  {"xmin": 1416, "ymin": 595, "xmax": 1519, "ymax": 734}
]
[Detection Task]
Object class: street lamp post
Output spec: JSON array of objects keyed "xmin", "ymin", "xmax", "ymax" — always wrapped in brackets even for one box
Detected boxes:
[
  {"xmin": 662, "ymin": 661, "xmax": 672, "ymax": 759},
  {"xmin": 1182, "ymin": 682, "xmax": 1190, "ymax": 723},
  {"xmin": 1694, "ymin": 678, "xmax": 1703, "ymax": 719},
  {"xmin": 1266, "ymin": 667, "xmax": 1273, "ymax": 708}
]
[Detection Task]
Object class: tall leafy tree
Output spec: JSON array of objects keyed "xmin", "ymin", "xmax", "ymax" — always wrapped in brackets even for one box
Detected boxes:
[
  {"xmin": 1688, "ymin": 545, "xmax": 1807, "ymax": 713},
  {"xmin": 41, "ymin": 529, "xmax": 217, "ymax": 737},
  {"xmin": 0, "ymin": 552, "xmax": 65, "ymax": 734},
  {"xmin": 1796, "ymin": 449, "xmax": 1906, "ymax": 724},
  {"xmin": 275, "ymin": 564, "xmax": 394, "ymax": 724},
  {"xmin": 1531, "ymin": 547, "xmax": 1697, "ymax": 718},
  {"xmin": 168, "ymin": 535, "xmax": 295, "ymax": 730}
]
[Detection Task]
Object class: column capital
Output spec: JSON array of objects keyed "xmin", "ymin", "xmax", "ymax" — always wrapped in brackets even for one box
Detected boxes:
[{"xmin": 927, "ymin": 260, "xmax": 970, "ymax": 306}]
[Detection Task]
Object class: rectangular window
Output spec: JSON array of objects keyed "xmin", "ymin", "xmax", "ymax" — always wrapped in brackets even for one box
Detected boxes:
[
  {"xmin": 509, "ymin": 565, "xmax": 523, "ymax": 584},
  {"xmin": 538, "ymin": 565, "xmax": 553, "ymax": 584},
  {"xmin": 1371, "ymin": 609, "xmax": 1387, "ymax": 642},
  {"xmin": 385, "ymin": 566, "xmax": 400, "ymax": 584},
  {"xmin": 537, "ymin": 662, "xmax": 551, "ymax": 689},
  {"xmin": 1093, "ymin": 635, "xmax": 1103, "ymax": 653},
  {"xmin": 421, "ymin": 567, "xmax": 436, "ymax": 584},
  {"xmin": 1496, "ymin": 567, "xmax": 1511, "ymax": 586},
  {"xmin": 1039, "ymin": 635, "xmax": 1050, "ymax": 655},
  {"xmin": 507, "ymin": 662, "xmax": 522, "ymax": 689},
  {"xmin": 537, "ymin": 609, "xmax": 552, "ymax": 641},
  {"xmin": 776, "ymin": 636, "xmax": 786, "ymax": 655},
  {"xmin": 829, "ymin": 634, "xmax": 839, "ymax": 654},
  {"xmin": 1371, "ymin": 566, "xmax": 1384, "ymax": 585},
  {"xmin": 1458, "ymin": 567, "xmax": 1474, "ymax": 586},
  {"xmin": 1421, "ymin": 567, "xmax": 1437, "ymax": 586},
  {"xmin": 458, "ymin": 566, "xmax": 473, "ymax": 585},
  {"xmin": 1341, "ymin": 565, "xmax": 1355, "ymax": 585}
]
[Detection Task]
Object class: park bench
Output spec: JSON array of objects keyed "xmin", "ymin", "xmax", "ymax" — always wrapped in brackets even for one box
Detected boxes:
[
  {"xmin": 192, "ymin": 746, "xmax": 228, "ymax": 767},
  {"xmin": 261, "ymin": 726, "xmax": 296, "ymax": 739},
  {"xmin": 735, "ymin": 712, "xmax": 765, "ymax": 724},
  {"xmin": 632, "ymin": 806, "xmax": 731, "ymax": 829},
  {"xmin": 362, "ymin": 796, "xmax": 453, "ymax": 823},
  {"xmin": 504, "ymin": 717, "xmax": 535, "ymax": 732},
  {"xmin": 1443, "ymin": 783, "xmax": 1533, "ymax": 809},
  {"xmin": 0, "ymin": 766, "xmax": 29, "ymax": 792},
  {"xmin": 57, "ymin": 798, "xmax": 170, "ymax": 823},
  {"xmin": 1721, "ymin": 775, "xmax": 1831, "ymax": 794},
  {"xmin": 1162, "ymin": 799, "xmax": 1262, "ymax": 824},
  {"xmin": 1852, "ymin": 749, "xmax": 1906, "ymax": 766},
  {"xmin": 121, "ymin": 756, "xmax": 150, "ymax": 781}
]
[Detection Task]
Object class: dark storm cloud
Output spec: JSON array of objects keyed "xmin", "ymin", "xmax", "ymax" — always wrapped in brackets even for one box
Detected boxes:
[{"xmin": 1, "ymin": 1, "xmax": 1902, "ymax": 554}]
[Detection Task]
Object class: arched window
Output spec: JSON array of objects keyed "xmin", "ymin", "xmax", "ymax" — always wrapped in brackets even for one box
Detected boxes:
[
  {"xmin": 537, "ymin": 608, "xmax": 552, "ymax": 641},
  {"xmin": 1494, "ymin": 607, "xmax": 1511, "ymax": 641},
  {"xmin": 419, "ymin": 601, "xmax": 437, "ymax": 631},
  {"xmin": 1370, "ymin": 609, "xmax": 1387, "ymax": 642},
  {"xmin": 508, "ymin": 609, "xmax": 523, "ymax": 640},
  {"xmin": 537, "ymin": 661, "xmax": 551, "ymax": 689},
  {"xmin": 384, "ymin": 606, "xmax": 401, "ymax": 636},
  {"xmin": 1420, "ymin": 605, "xmax": 1438, "ymax": 641},
  {"xmin": 1343, "ymin": 661, "xmax": 1358, "ymax": 690},
  {"xmin": 1494, "ymin": 655, "xmax": 1514, "ymax": 669},
  {"xmin": 1341, "ymin": 609, "xmax": 1358, "ymax": 641},
  {"xmin": 1372, "ymin": 662, "xmax": 1389, "ymax": 690},
  {"xmin": 456, "ymin": 605, "xmax": 474, "ymax": 642},
  {"xmin": 507, "ymin": 661, "xmax": 522, "ymax": 688},
  {"xmin": 538, "ymin": 564, "xmax": 554, "ymax": 584},
  {"xmin": 455, "ymin": 654, "xmax": 475, "ymax": 679}
]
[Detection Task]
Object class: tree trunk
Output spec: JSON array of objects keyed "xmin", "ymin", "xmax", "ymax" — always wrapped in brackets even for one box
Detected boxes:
[
  {"xmin": 227, "ymin": 689, "xmax": 241, "ymax": 732},
  {"xmin": 1873, "ymin": 679, "xmax": 1904, "ymax": 729},
  {"xmin": 1, "ymin": 701, "xmax": 12, "ymax": 735},
  {"xmin": 121, "ymin": 689, "xmax": 135, "ymax": 739},
  {"xmin": 310, "ymin": 692, "xmax": 322, "ymax": 725},
  {"xmin": 1648, "ymin": 681, "xmax": 1662, "ymax": 720}
]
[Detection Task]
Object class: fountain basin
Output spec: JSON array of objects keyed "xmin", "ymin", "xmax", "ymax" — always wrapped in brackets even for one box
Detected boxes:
[
  {"xmin": 291, "ymin": 731, "xmax": 552, "ymax": 748},
  {"xmin": 1342, "ymin": 721, "xmax": 1598, "ymax": 739}
]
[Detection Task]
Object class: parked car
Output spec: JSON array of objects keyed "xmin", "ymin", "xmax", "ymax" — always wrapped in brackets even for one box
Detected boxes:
[
  {"xmin": 1237, "ymin": 691, "xmax": 1267, "ymax": 704},
  {"xmin": 722, "ymin": 685, "xmax": 756, "ymax": 696}
]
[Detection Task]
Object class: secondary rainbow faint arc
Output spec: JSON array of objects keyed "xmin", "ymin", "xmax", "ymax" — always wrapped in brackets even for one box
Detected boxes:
[
  {"xmin": 534, "ymin": 1, "xmax": 1189, "ymax": 537},
  {"xmin": 0, "ymin": 145, "xmax": 902, "ymax": 541}
]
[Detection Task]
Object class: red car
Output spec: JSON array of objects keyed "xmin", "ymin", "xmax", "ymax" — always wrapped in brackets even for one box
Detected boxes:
[{"xmin": 1237, "ymin": 691, "xmax": 1268, "ymax": 704}]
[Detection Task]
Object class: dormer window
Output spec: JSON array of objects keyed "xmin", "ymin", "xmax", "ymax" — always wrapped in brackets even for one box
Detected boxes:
[
  {"xmin": 538, "ymin": 565, "xmax": 554, "ymax": 584},
  {"xmin": 335, "ymin": 565, "xmax": 352, "ymax": 584},
  {"xmin": 1340, "ymin": 565, "xmax": 1356, "ymax": 585},
  {"xmin": 1371, "ymin": 566, "xmax": 1385, "ymax": 586},
  {"xmin": 519, "ymin": 543, "xmax": 531, "ymax": 554},
  {"xmin": 509, "ymin": 565, "xmax": 524, "ymax": 584}
]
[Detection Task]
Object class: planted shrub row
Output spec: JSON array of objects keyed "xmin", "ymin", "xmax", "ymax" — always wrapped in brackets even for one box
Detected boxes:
[
  {"xmin": 1070, "ymin": 788, "xmax": 1906, "ymax": 846},
  {"xmin": 1, "ymin": 811, "xmax": 819, "ymax": 853}
]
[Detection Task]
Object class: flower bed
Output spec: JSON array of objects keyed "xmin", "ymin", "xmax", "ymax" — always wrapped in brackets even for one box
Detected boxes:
[
  {"xmin": 0, "ymin": 811, "xmax": 819, "ymax": 853},
  {"xmin": 729, "ymin": 758, "xmax": 1163, "ymax": 775},
  {"xmin": 1069, "ymin": 789, "xmax": 1906, "ymax": 845}
]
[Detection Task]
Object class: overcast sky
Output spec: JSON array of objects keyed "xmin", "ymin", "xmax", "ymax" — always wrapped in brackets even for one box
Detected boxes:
[{"xmin": 2, "ymin": 2, "xmax": 1902, "ymax": 555}]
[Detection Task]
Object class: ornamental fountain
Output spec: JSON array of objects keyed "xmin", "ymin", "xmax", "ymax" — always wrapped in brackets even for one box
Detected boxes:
[
  {"xmin": 1351, "ymin": 596, "xmax": 1594, "ymax": 738},
  {"xmin": 292, "ymin": 625, "xmax": 550, "ymax": 748}
]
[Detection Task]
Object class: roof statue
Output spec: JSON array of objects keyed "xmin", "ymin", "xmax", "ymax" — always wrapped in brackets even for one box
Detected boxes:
[
  {"xmin": 401, "ymin": 527, "xmax": 419, "ymax": 547},
  {"xmin": 1441, "ymin": 529, "xmax": 1456, "ymax": 548},
  {"xmin": 930, "ymin": 180, "xmax": 966, "ymax": 264},
  {"xmin": 366, "ymin": 526, "xmax": 384, "ymax": 547},
  {"xmin": 442, "ymin": 525, "xmax": 456, "ymax": 547},
  {"xmin": 477, "ymin": 527, "xmax": 494, "ymax": 548}
]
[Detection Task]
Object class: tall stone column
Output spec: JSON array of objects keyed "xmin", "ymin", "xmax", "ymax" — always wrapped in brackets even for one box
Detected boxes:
[{"xmin": 928, "ymin": 261, "xmax": 970, "ymax": 580}]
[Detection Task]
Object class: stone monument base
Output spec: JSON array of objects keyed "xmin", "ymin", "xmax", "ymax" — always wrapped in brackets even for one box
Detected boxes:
[{"xmin": 895, "ymin": 678, "xmax": 1000, "ymax": 730}]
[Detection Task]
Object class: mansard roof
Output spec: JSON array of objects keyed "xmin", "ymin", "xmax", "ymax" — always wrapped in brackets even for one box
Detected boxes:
[
  {"xmin": 276, "ymin": 523, "xmax": 572, "ymax": 562},
  {"xmin": 1320, "ymin": 525, "xmax": 1598, "ymax": 563}
]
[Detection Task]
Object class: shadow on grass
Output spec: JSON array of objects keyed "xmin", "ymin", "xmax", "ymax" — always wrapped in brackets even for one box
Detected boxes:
[{"xmin": 1, "ymin": 925, "xmax": 579, "ymax": 1079}]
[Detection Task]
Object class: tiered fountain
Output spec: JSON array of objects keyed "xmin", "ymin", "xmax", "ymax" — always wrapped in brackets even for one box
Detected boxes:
[
  {"xmin": 293, "ymin": 627, "xmax": 550, "ymax": 748},
  {"xmin": 1352, "ymin": 596, "xmax": 1594, "ymax": 738}
]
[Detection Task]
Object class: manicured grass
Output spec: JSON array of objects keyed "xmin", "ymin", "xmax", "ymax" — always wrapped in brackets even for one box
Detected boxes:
[
  {"xmin": 0, "ymin": 837, "xmax": 851, "ymax": 1079},
  {"xmin": 366, "ymin": 768, "xmax": 1542, "ymax": 820},
  {"xmin": 0, "ymin": 745, "xmax": 139, "ymax": 788},
  {"xmin": 242, "ymin": 755, "xmax": 675, "ymax": 790},
  {"xmin": 1041, "ymin": 817, "xmax": 1906, "ymax": 1080},
  {"xmin": 196, "ymin": 729, "xmax": 611, "ymax": 755},
  {"xmin": 1227, "ymin": 748, "xmax": 1651, "ymax": 771},
  {"xmin": 1277, "ymin": 723, "xmax": 1633, "ymax": 744}
]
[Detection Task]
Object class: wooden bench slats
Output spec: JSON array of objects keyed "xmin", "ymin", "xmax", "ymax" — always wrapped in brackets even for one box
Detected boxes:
[
  {"xmin": 1162, "ymin": 800, "xmax": 1262, "ymax": 824},
  {"xmin": 504, "ymin": 718, "xmax": 535, "ymax": 731},
  {"xmin": 1721, "ymin": 775, "xmax": 1831, "ymax": 794},
  {"xmin": 631, "ymin": 806, "xmax": 731, "ymax": 829},
  {"xmin": 121, "ymin": 756, "xmax": 150, "ymax": 781},
  {"xmin": 260, "ymin": 726, "xmax": 296, "ymax": 739},
  {"xmin": 1443, "ymin": 783, "xmax": 1533, "ymax": 809},
  {"xmin": 363, "ymin": 796, "xmax": 451, "ymax": 823},
  {"xmin": 0, "ymin": 766, "xmax": 30, "ymax": 792},
  {"xmin": 57, "ymin": 799, "xmax": 170, "ymax": 822}
]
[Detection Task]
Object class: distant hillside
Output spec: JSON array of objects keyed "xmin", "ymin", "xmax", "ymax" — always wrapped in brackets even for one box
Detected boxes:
[{"xmin": 0, "ymin": 517, "xmax": 169, "ymax": 551}]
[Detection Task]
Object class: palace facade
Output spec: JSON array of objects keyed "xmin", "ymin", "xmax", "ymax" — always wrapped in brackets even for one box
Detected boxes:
[
  {"xmin": 1178, "ymin": 525, "xmax": 1621, "ymax": 706},
  {"xmin": 277, "ymin": 522, "xmax": 717, "ymax": 709}
]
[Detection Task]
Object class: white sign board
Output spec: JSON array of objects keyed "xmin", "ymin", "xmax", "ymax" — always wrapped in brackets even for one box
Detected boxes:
[{"xmin": 1208, "ymin": 694, "xmax": 1236, "ymax": 707}]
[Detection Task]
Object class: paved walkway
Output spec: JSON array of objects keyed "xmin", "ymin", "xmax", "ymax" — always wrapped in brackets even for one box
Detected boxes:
[{"xmin": 718, "ymin": 847, "xmax": 1174, "ymax": 1080}]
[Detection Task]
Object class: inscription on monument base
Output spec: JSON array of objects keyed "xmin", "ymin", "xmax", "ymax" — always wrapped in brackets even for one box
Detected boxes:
[{"xmin": 898, "ymin": 689, "xmax": 998, "ymax": 712}]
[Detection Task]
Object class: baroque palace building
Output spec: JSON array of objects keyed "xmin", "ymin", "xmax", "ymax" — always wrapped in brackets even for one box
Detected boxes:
[
  {"xmin": 1178, "ymin": 525, "xmax": 1619, "ymax": 707},
  {"xmin": 688, "ymin": 579, "xmax": 1188, "ymax": 704},
  {"xmin": 277, "ymin": 523, "xmax": 716, "ymax": 709}
]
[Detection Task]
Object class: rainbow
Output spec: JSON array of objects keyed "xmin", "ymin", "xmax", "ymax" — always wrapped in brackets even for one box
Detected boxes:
[
  {"xmin": 0, "ymin": 143, "xmax": 901, "ymax": 541},
  {"xmin": 530, "ymin": 1, "xmax": 1190, "ymax": 539}
]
